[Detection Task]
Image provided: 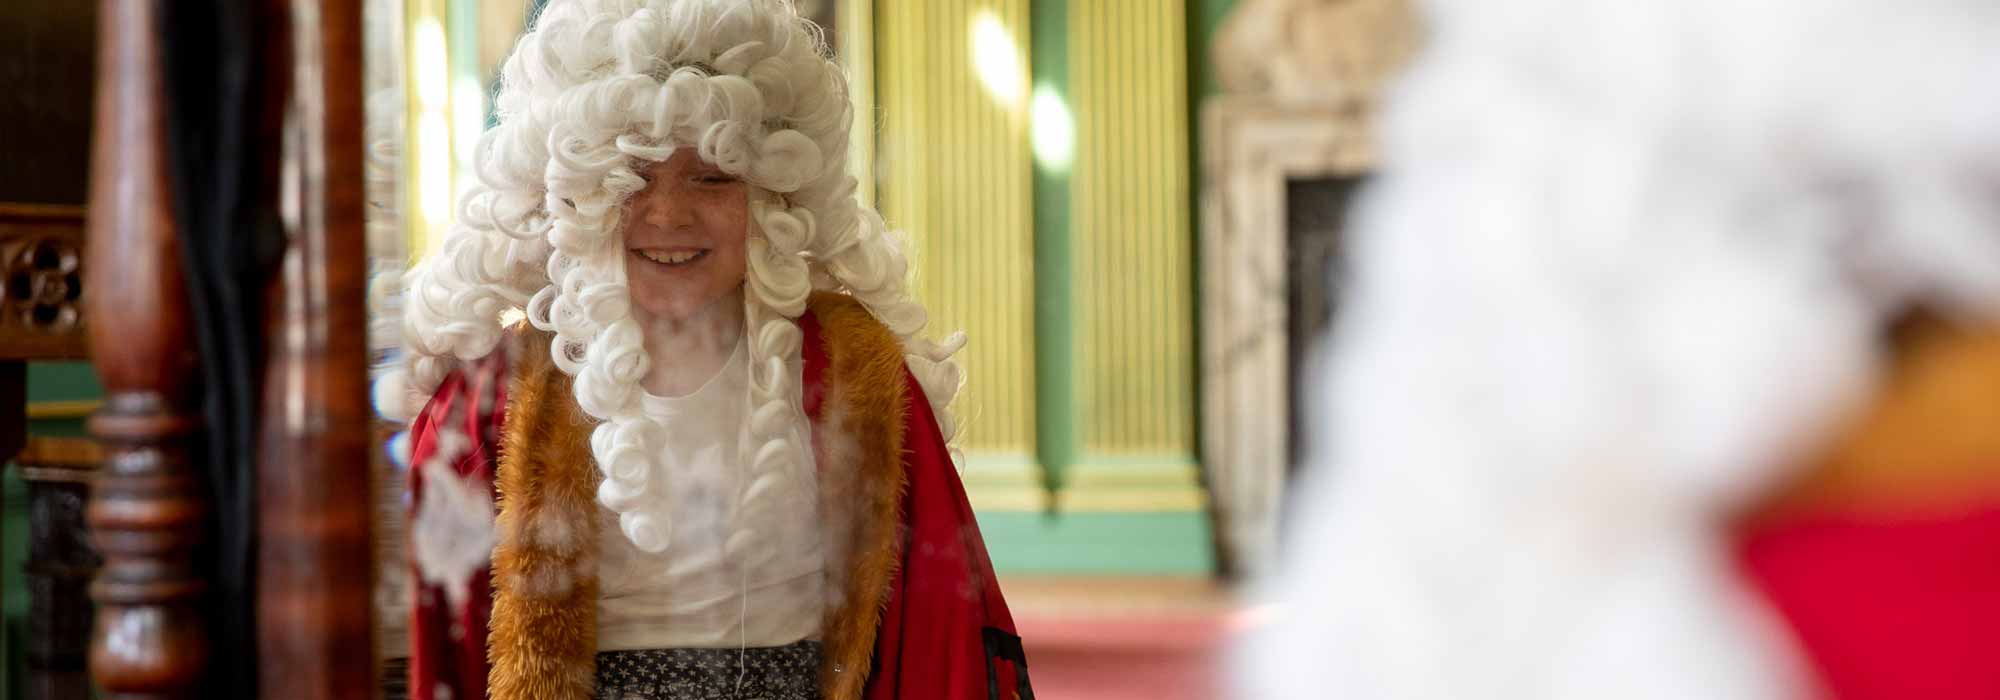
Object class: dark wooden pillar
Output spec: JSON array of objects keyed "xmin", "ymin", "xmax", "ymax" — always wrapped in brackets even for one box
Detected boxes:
[
  {"xmin": 82, "ymin": 0, "xmax": 210, "ymax": 696},
  {"xmin": 15, "ymin": 438, "xmax": 103, "ymax": 700},
  {"xmin": 256, "ymin": 0, "xmax": 378, "ymax": 696}
]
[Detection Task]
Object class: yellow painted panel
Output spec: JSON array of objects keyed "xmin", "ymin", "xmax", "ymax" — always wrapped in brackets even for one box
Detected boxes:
[
  {"xmin": 876, "ymin": 0, "xmax": 1037, "ymax": 456},
  {"xmin": 836, "ymin": 0, "xmax": 877, "ymax": 207},
  {"xmin": 1070, "ymin": 0, "xmax": 1195, "ymax": 454}
]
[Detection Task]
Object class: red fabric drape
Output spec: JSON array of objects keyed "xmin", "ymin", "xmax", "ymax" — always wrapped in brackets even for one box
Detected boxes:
[
  {"xmin": 856, "ymin": 369, "xmax": 1025, "ymax": 700},
  {"xmin": 1736, "ymin": 496, "xmax": 2000, "ymax": 699},
  {"xmin": 405, "ymin": 355, "xmax": 506, "ymax": 700}
]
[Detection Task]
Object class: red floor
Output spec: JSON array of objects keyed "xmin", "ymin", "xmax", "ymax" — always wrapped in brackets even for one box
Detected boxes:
[
  {"xmin": 1005, "ymin": 577, "xmax": 1237, "ymax": 700},
  {"xmin": 1018, "ymin": 615, "xmax": 1230, "ymax": 699}
]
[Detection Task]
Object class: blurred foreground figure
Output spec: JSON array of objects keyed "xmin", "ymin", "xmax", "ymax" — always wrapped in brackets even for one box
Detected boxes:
[{"xmin": 1240, "ymin": 0, "xmax": 2000, "ymax": 698}]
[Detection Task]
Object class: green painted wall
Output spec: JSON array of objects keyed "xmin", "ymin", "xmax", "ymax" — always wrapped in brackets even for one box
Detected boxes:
[
  {"xmin": 979, "ymin": 511, "xmax": 1214, "ymax": 574},
  {"xmin": 1029, "ymin": 0, "xmax": 1075, "ymax": 495},
  {"xmin": 977, "ymin": 0, "xmax": 1237, "ymax": 574},
  {"xmin": 1027, "ymin": 0, "xmax": 1234, "ymax": 496},
  {"xmin": 18, "ymin": 363, "xmax": 99, "ymax": 404},
  {"xmin": 1191, "ymin": 0, "xmax": 1238, "ymax": 102}
]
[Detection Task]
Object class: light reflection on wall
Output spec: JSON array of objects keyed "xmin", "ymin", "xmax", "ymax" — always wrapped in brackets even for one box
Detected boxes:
[
  {"xmin": 970, "ymin": 10, "xmax": 1024, "ymax": 106},
  {"xmin": 1031, "ymin": 85, "xmax": 1074, "ymax": 173},
  {"xmin": 404, "ymin": 0, "xmax": 510, "ymax": 262},
  {"xmin": 408, "ymin": 13, "xmax": 453, "ymax": 260}
]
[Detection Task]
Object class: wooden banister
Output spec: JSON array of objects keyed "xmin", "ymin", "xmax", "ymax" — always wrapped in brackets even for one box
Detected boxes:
[
  {"xmin": 82, "ymin": 0, "xmax": 210, "ymax": 695},
  {"xmin": 255, "ymin": 0, "xmax": 379, "ymax": 696}
]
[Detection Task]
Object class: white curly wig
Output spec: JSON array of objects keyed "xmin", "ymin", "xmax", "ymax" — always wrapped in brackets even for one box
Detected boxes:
[{"xmin": 375, "ymin": 0, "xmax": 964, "ymax": 557}]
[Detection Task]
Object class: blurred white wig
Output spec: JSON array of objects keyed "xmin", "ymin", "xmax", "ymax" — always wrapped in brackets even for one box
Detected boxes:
[
  {"xmin": 1243, "ymin": 0, "xmax": 2000, "ymax": 698},
  {"xmin": 375, "ymin": 0, "xmax": 964, "ymax": 558}
]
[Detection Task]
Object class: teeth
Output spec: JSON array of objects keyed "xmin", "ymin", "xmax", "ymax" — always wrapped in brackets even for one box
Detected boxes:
[{"xmin": 638, "ymin": 249, "xmax": 705, "ymax": 265}]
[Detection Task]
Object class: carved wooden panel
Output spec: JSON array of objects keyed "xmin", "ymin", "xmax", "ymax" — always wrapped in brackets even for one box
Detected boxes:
[{"xmin": 0, "ymin": 204, "xmax": 88, "ymax": 361}]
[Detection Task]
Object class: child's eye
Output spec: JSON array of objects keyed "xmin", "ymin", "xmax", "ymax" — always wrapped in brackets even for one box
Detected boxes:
[{"xmin": 695, "ymin": 172, "xmax": 738, "ymax": 185}]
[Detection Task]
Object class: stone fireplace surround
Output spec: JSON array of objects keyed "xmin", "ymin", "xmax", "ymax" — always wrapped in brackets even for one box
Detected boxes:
[{"xmin": 1198, "ymin": 0, "xmax": 1415, "ymax": 576}]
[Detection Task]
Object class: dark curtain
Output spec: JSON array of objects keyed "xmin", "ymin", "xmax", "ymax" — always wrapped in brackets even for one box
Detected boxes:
[{"xmin": 155, "ymin": 0, "xmax": 288, "ymax": 695}]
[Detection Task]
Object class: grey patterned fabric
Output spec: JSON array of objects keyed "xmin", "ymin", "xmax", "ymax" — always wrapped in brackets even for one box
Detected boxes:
[
  {"xmin": 595, "ymin": 642, "xmax": 824, "ymax": 700},
  {"xmin": 380, "ymin": 642, "xmax": 822, "ymax": 700}
]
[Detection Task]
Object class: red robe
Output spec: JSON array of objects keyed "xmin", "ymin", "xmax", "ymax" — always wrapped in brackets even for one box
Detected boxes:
[
  {"xmin": 405, "ymin": 296, "xmax": 1030, "ymax": 700},
  {"xmin": 1732, "ymin": 322, "xmax": 2000, "ymax": 699},
  {"xmin": 1737, "ymin": 503, "xmax": 2000, "ymax": 699}
]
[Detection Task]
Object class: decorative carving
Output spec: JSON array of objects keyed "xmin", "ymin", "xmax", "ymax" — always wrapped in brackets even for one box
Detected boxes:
[
  {"xmin": 1200, "ymin": 102, "xmax": 1376, "ymax": 577},
  {"xmin": 1213, "ymin": 0, "xmax": 1419, "ymax": 104},
  {"xmin": 0, "ymin": 205, "xmax": 88, "ymax": 360},
  {"xmin": 3, "ymin": 235, "xmax": 81, "ymax": 329}
]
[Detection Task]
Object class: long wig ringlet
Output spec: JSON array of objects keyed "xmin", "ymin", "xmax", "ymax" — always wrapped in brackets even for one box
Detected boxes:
[{"xmin": 375, "ymin": 0, "xmax": 967, "ymax": 558}]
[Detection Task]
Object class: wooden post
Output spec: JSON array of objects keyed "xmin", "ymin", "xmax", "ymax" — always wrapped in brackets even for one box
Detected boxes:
[
  {"xmin": 256, "ymin": 0, "xmax": 378, "ymax": 696},
  {"xmin": 83, "ymin": 0, "xmax": 210, "ymax": 696}
]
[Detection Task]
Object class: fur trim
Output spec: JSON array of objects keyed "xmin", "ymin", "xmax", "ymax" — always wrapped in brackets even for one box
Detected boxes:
[
  {"xmin": 806, "ymin": 292, "xmax": 914, "ymax": 700},
  {"xmin": 484, "ymin": 294, "xmax": 914, "ymax": 700},
  {"xmin": 1750, "ymin": 320, "xmax": 2000, "ymax": 519},
  {"xmin": 489, "ymin": 330, "xmax": 601, "ymax": 700}
]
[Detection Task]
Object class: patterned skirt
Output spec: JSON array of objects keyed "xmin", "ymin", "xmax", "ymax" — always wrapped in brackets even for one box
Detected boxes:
[{"xmin": 380, "ymin": 641, "xmax": 823, "ymax": 700}]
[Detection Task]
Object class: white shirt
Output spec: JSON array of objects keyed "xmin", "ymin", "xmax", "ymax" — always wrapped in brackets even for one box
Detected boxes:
[{"xmin": 595, "ymin": 338, "xmax": 826, "ymax": 650}]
